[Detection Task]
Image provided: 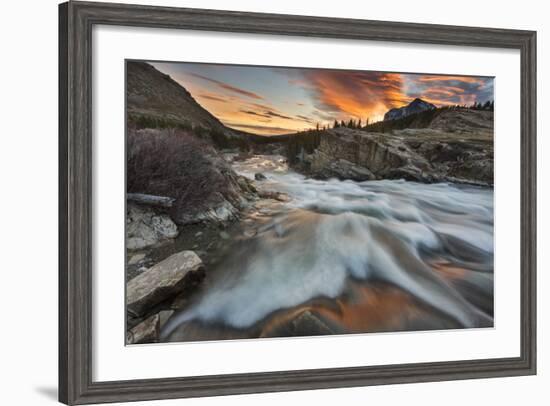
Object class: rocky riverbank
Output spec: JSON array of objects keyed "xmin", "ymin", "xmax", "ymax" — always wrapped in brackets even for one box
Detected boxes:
[
  {"xmin": 292, "ymin": 109, "xmax": 494, "ymax": 186},
  {"xmin": 125, "ymin": 152, "xmax": 294, "ymax": 344},
  {"xmin": 302, "ymin": 127, "xmax": 493, "ymax": 185}
]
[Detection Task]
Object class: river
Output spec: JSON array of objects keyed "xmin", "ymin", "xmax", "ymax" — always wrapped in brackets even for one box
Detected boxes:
[{"xmin": 161, "ymin": 154, "xmax": 494, "ymax": 342}]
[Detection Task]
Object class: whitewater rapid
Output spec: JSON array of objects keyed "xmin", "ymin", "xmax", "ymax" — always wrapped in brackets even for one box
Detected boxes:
[{"xmin": 161, "ymin": 155, "xmax": 494, "ymax": 341}]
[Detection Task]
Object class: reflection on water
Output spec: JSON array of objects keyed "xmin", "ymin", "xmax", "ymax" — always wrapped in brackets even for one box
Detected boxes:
[{"xmin": 161, "ymin": 155, "xmax": 493, "ymax": 342}]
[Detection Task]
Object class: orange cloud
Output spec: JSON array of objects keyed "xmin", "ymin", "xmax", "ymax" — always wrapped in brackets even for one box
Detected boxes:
[{"xmin": 302, "ymin": 71, "xmax": 410, "ymax": 122}]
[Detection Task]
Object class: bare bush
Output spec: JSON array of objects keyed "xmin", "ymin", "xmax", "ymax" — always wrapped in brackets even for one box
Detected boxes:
[{"xmin": 127, "ymin": 128, "xmax": 242, "ymax": 222}]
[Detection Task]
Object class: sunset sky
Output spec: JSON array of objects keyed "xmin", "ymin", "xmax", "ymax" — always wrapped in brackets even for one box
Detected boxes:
[{"xmin": 151, "ymin": 61, "xmax": 494, "ymax": 136}]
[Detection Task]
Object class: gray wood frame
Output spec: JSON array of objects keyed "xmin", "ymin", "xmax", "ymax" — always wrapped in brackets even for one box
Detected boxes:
[{"xmin": 59, "ymin": 1, "xmax": 537, "ymax": 404}]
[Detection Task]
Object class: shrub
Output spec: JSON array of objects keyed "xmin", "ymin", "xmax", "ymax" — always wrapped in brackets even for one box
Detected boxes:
[{"xmin": 127, "ymin": 128, "xmax": 241, "ymax": 221}]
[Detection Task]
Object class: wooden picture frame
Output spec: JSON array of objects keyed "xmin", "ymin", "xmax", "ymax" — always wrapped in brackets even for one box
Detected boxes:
[{"xmin": 59, "ymin": 1, "xmax": 537, "ymax": 404}]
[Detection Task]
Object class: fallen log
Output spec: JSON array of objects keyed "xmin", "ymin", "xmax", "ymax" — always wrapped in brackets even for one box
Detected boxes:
[{"xmin": 127, "ymin": 193, "xmax": 175, "ymax": 208}]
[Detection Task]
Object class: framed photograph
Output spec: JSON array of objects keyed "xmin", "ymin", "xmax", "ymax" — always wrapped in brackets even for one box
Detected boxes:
[{"xmin": 59, "ymin": 1, "xmax": 536, "ymax": 404}]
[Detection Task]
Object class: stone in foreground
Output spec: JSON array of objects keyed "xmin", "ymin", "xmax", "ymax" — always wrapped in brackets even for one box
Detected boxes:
[
  {"xmin": 126, "ymin": 313, "xmax": 160, "ymax": 344},
  {"xmin": 262, "ymin": 310, "xmax": 342, "ymax": 338},
  {"xmin": 126, "ymin": 203, "xmax": 179, "ymax": 250},
  {"xmin": 127, "ymin": 251, "xmax": 204, "ymax": 317}
]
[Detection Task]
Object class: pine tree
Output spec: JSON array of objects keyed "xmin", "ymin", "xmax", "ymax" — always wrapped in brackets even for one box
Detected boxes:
[
  {"xmin": 357, "ymin": 118, "xmax": 362, "ymax": 128},
  {"xmin": 333, "ymin": 120, "xmax": 339, "ymax": 128},
  {"xmin": 340, "ymin": 120, "xmax": 345, "ymax": 128}
]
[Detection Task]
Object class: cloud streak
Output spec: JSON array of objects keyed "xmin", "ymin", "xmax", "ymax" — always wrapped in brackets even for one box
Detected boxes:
[
  {"xmin": 188, "ymin": 73, "xmax": 264, "ymax": 100},
  {"xmin": 404, "ymin": 74, "xmax": 493, "ymax": 107}
]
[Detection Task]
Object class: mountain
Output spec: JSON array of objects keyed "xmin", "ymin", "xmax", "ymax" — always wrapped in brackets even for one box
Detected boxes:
[
  {"xmin": 126, "ymin": 61, "xmax": 255, "ymax": 149},
  {"xmin": 384, "ymin": 98, "xmax": 436, "ymax": 121},
  {"xmin": 127, "ymin": 61, "xmax": 228, "ymax": 130}
]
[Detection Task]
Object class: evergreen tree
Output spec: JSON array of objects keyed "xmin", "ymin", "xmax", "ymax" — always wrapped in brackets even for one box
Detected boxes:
[
  {"xmin": 333, "ymin": 120, "xmax": 339, "ymax": 128},
  {"xmin": 348, "ymin": 118, "xmax": 354, "ymax": 128},
  {"xmin": 340, "ymin": 120, "xmax": 346, "ymax": 128},
  {"xmin": 357, "ymin": 118, "xmax": 362, "ymax": 128}
]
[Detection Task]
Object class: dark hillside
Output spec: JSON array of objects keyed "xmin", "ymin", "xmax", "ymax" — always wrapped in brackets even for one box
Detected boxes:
[{"xmin": 126, "ymin": 61, "xmax": 249, "ymax": 149}]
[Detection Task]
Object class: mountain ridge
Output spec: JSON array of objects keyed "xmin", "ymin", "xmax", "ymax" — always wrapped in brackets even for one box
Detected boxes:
[{"xmin": 384, "ymin": 98, "xmax": 436, "ymax": 121}]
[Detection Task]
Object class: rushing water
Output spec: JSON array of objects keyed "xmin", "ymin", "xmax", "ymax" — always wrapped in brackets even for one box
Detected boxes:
[{"xmin": 161, "ymin": 155, "xmax": 494, "ymax": 342}]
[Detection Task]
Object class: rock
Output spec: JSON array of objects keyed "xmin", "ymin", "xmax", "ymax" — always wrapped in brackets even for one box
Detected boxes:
[
  {"xmin": 126, "ymin": 203, "xmax": 179, "ymax": 250},
  {"xmin": 237, "ymin": 175, "xmax": 257, "ymax": 193},
  {"xmin": 126, "ymin": 313, "xmax": 160, "ymax": 344},
  {"xmin": 254, "ymin": 172, "xmax": 267, "ymax": 180},
  {"xmin": 307, "ymin": 153, "xmax": 376, "ymax": 181},
  {"xmin": 176, "ymin": 199, "xmax": 239, "ymax": 225},
  {"xmin": 290, "ymin": 311, "xmax": 335, "ymax": 336},
  {"xmin": 128, "ymin": 253, "xmax": 146, "ymax": 266},
  {"xmin": 262, "ymin": 310, "xmax": 340, "ymax": 338},
  {"xmin": 158, "ymin": 310, "xmax": 175, "ymax": 330},
  {"xmin": 257, "ymin": 190, "xmax": 291, "ymax": 202},
  {"xmin": 170, "ymin": 293, "xmax": 190, "ymax": 311},
  {"xmin": 126, "ymin": 251, "xmax": 205, "ymax": 317},
  {"xmin": 305, "ymin": 120, "xmax": 493, "ymax": 185},
  {"xmin": 219, "ymin": 231, "xmax": 230, "ymax": 240},
  {"xmin": 243, "ymin": 229, "xmax": 257, "ymax": 238}
]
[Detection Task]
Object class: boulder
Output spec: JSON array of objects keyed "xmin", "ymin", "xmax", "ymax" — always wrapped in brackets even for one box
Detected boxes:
[
  {"xmin": 126, "ymin": 313, "xmax": 160, "ymax": 344},
  {"xmin": 262, "ymin": 310, "xmax": 340, "ymax": 338},
  {"xmin": 126, "ymin": 203, "xmax": 179, "ymax": 250},
  {"xmin": 127, "ymin": 251, "xmax": 204, "ymax": 317},
  {"xmin": 158, "ymin": 310, "xmax": 175, "ymax": 330},
  {"xmin": 128, "ymin": 253, "xmax": 146, "ymax": 266},
  {"xmin": 254, "ymin": 172, "xmax": 267, "ymax": 181},
  {"xmin": 257, "ymin": 190, "xmax": 291, "ymax": 202},
  {"xmin": 174, "ymin": 199, "xmax": 239, "ymax": 225}
]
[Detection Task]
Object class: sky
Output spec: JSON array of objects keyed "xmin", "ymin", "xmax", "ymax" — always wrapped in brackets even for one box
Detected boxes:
[{"xmin": 151, "ymin": 61, "xmax": 494, "ymax": 136}]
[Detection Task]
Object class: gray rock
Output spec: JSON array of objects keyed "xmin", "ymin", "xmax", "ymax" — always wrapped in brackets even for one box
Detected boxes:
[
  {"xmin": 305, "ymin": 123, "xmax": 493, "ymax": 185},
  {"xmin": 128, "ymin": 253, "xmax": 146, "ymax": 266},
  {"xmin": 126, "ymin": 251, "xmax": 204, "ymax": 317},
  {"xmin": 290, "ymin": 310, "xmax": 335, "ymax": 336},
  {"xmin": 158, "ymin": 310, "xmax": 175, "ymax": 330},
  {"xmin": 126, "ymin": 313, "xmax": 160, "ymax": 344},
  {"xmin": 176, "ymin": 199, "xmax": 239, "ymax": 225},
  {"xmin": 254, "ymin": 172, "xmax": 267, "ymax": 180},
  {"xmin": 257, "ymin": 190, "xmax": 291, "ymax": 202},
  {"xmin": 126, "ymin": 203, "xmax": 179, "ymax": 250},
  {"xmin": 263, "ymin": 310, "xmax": 340, "ymax": 338}
]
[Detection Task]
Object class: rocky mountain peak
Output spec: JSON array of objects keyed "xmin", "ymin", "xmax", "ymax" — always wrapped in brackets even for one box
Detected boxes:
[{"xmin": 384, "ymin": 98, "xmax": 436, "ymax": 121}]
